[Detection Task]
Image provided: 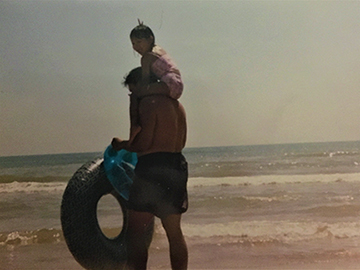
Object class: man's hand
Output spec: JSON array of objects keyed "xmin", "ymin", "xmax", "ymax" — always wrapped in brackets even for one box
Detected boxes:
[{"xmin": 111, "ymin": 137, "xmax": 128, "ymax": 151}]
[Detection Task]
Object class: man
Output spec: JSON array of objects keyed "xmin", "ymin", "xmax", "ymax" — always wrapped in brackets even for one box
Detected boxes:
[{"xmin": 112, "ymin": 67, "xmax": 188, "ymax": 270}]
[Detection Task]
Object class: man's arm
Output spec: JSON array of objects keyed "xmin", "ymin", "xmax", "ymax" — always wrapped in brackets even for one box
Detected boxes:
[{"xmin": 112, "ymin": 98, "xmax": 156, "ymax": 153}]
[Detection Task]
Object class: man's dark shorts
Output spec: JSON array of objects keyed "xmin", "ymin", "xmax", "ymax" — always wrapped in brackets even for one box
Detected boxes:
[{"xmin": 127, "ymin": 152, "xmax": 188, "ymax": 218}]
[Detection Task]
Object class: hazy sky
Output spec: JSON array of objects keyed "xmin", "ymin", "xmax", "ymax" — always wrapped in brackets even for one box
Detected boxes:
[{"xmin": 1, "ymin": 0, "xmax": 360, "ymax": 156}]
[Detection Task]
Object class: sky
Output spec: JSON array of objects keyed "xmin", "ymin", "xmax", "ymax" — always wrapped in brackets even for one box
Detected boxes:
[{"xmin": 1, "ymin": 0, "xmax": 360, "ymax": 156}]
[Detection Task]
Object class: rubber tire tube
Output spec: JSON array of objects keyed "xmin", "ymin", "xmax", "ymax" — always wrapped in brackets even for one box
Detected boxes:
[{"xmin": 61, "ymin": 158, "xmax": 154, "ymax": 270}]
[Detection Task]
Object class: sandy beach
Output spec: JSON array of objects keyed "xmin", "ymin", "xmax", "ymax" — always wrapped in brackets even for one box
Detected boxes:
[{"xmin": 2, "ymin": 239, "xmax": 360, "ymax": 270}]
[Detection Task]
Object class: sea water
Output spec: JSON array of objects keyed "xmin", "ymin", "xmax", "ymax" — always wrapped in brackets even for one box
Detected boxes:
[{"xmin": 1, "ymin": 141, "xmax": 360, "ymax": 269}]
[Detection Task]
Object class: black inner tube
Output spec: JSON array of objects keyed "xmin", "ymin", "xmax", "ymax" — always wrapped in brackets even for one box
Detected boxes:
[{"xmin": 61, "ymin": 158, "xmax": 153, "ymax": 270}]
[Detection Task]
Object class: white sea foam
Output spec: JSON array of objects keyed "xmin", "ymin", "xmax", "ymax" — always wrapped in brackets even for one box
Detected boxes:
[
  {"xmin": 176, "ymin": 220, "xmax": 360, "ymax": 243},
  {"xmin": 0, "ymin": 181, "xmax": 67, "ymax": 194},
  {"xmin": 1, "ymin": 172, "xmax": 360, "ymax": 193},
  {"xmin": 188, "ymin": 173, "xmax": 360, "ymax": 188}
]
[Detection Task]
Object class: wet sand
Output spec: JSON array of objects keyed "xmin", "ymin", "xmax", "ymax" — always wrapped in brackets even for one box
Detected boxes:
[{"xmin": 2, "ymin": 240, "xmax": 360, "ymax": 270}]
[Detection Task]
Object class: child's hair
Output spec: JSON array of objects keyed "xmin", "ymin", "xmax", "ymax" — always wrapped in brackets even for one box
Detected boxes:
[{"xmin": 130, "ymin": 24, "xmax": 155, "ymax": 46}]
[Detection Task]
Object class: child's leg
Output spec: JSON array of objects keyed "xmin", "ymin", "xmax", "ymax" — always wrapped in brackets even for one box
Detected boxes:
[{"xmin": 144, "ymin": 81, "xmax": 170, "ymax": 97}]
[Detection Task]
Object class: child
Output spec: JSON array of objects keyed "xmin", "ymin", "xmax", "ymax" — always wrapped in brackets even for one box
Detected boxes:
[{"xmin": 128, "ymin": 21, "xmax": 183, "ymax": 143}]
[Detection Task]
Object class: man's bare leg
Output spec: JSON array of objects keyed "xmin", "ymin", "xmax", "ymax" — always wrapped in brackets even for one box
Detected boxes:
[
  {"xmin": 126, "ymin": 210, "xmax": 154, "ymax": 270},
  {"xmin": 161, "ymin": 214, "xmax": 188, "ymax": 270}
]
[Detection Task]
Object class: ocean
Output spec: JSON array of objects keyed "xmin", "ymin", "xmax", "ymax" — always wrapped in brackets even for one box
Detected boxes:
[{"xmin": 1, "ymin": 141, "xmax": 360, "ymax": 269}]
